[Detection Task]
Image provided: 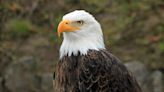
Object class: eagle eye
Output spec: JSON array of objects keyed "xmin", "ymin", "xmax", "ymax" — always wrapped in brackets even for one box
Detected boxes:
[{"xmin": 76, "ymin": 20, "xmax": 84, "ymax": 25}]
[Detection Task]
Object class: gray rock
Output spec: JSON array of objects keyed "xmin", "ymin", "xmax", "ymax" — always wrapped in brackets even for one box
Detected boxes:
[
  {"xmin": 151, "ymin": 71, "xmax": 164, "ymax": 92},
  {"xmin": 0, "ymin": 77, "xmax": 10, "ymax": 92},
  {"xmin": 125, "ymin": 61, "xmax": 152, "ymax": 92},
  {"xmin": 0, "ymin": 51, "xmax": 12, "ymax": 75},
  {"xmin": 4, "ymin": 56, "xmax": 40, "ymax": 92},
  {"xmin": 41, "ymin": 73, "xmax": 53, "ymax": 92},
  {"xmin": 0, "ymin": 77, "xmax": 3, "ymax": 92}
]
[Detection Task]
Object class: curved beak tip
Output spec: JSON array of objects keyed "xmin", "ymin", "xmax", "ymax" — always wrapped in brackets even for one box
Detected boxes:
[
  {"xmin": 57, "ymin": 20, "xmax": 79, "ymax": 37},
  {"xmin": 57, "ymin": 21, "xmax": 64, "ymax": 37}
]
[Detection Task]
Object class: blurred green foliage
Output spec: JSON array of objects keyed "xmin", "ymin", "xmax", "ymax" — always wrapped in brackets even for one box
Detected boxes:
[
  {"xmin": 0, "ymin": 0, "xmax": 164, "ymax": 69},
  {"xmin": 3, "ymin": 19, "xmax": 40, "ymax": 40},
  {"xmin": 5, "ymin": 19, "xmax": 31, "ymax": 35},
  {"xmin": 159, "ymin": 42, "xmax": 164, "ymax": 52}
]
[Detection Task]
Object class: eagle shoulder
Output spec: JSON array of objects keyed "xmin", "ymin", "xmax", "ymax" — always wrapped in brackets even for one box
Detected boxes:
[{"xmin": 78, "ymin": 50, "xmax": 142, "ymax": 92}]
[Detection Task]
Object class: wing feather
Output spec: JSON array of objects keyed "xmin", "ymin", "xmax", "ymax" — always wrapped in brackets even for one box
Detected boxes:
[{"xmin": 78, "ymin": 50, "xmax": 142, "ymax": 92}]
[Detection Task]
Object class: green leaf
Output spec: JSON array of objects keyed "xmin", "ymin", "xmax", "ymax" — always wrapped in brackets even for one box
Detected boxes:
[
  {"xmin": 5, "ymin": 19, "xmax": 32, "ymax": 37},
  {"xmin": 158, "ymin": 42, "xmax": 164, "ymax": 52}
]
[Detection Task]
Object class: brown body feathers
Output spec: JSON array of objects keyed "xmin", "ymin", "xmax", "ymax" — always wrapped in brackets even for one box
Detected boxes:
[{"xmin": 54, "ymin": 50, "xmax": 142, "ymax": 92}]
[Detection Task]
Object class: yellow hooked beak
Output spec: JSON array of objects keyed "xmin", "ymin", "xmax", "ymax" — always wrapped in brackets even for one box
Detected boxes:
[{"xmin": 57, "ymin": 20, "xmax": 80, "ymax": 37}]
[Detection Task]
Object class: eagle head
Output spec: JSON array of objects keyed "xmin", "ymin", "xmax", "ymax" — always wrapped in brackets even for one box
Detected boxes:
[{"xmin": 57, "ymin": 10, "xmax": 105, "ymax": 58}]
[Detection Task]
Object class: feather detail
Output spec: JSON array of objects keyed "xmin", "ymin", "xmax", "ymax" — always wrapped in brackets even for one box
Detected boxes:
[{"xmin": 54, "ymin": 50, "xmax": 142, "ymax": 92}]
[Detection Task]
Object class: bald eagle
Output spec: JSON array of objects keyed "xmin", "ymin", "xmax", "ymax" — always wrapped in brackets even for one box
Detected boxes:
[{"xmin": 54, "ymin": 10, "xmax": 142, "ymax": 92}]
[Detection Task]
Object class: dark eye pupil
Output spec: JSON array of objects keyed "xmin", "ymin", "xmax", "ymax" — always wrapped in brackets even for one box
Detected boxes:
[{"xmin": 77, "ymin": 21, "xmax": 83, "ymax": 24}]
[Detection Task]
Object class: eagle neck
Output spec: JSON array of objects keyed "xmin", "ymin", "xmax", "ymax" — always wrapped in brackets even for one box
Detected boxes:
[{"xmin": 59, "ymin": 32, "xmax": 105, "ymax": 59}]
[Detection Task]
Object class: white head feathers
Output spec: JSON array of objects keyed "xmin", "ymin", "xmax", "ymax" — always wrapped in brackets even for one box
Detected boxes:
[{"xmin": 59, "ymin": 10, "xmax": 105, "ymax": 58}]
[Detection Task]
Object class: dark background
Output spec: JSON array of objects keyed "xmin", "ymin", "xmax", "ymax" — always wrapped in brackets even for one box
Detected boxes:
[{"xmin": 0, "ymin": 0, "xmax": 164, "ymax": 92}]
